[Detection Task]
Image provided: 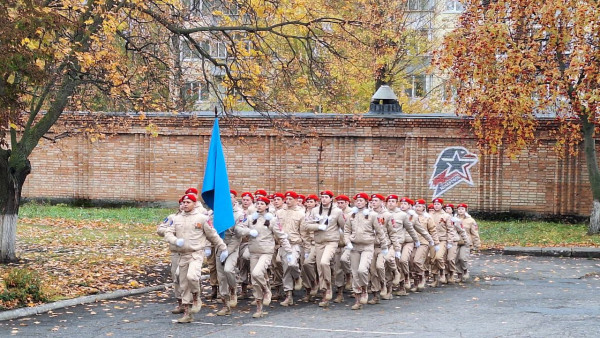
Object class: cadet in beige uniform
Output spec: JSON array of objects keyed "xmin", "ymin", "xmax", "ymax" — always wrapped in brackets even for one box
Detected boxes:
[
  {"xmin": 164, "ymin": 194, "xmax": 228, "ymax": 323},
  {"xmin": 445, "ymin": 210, "xmax": 470, "ymax": 285},
  {"xmin": 237, "ymin": 196, "xmax": 293, "ymax": 318},
  {"xmin": 303, "ymin": 190, "xmax": 346, "ymax": 307},
  {"xmin": 344, "ymin": 193, "xmax": 388, "ymax": 310},
  {"xmin": 276, "ymin": 191, "xmax": 306, "ymax": 307},
  {"xmin": 367, "ymin": 194, "xmax": 393, "ymax": 304},
  {"xmin": 300, "ymin": 194, "xmax": 319, "ymax": 301},
  {"xmin": 215, "ymin": 190, "xmax": 246, "ymax": 316},
  {"xmin": 333, "ymin": 194, "xmax": 353, "ymax": 301},
  {"xmin": 455, "ymin": 203, "xmax": 481, "ymax": 282},
  {"xmin": 429, "ymin": 197, "xmax": 452, "ymax": 287},
  {"xmin": 156, "ymin": 198, "xmax": 184, "ymax": 314},
  {"xmin": 270, "ymin": 192, "xmax": 286, "ymax": 300},
  {"xmin": 410, "ymin": 199, "xmax": 439, "ymax": 292},
  {"xmin": 237, "ymin": 192, "xmax": 256, "ymax": 299}
]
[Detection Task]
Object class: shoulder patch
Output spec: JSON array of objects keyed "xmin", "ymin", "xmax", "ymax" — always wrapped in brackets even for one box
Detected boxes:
[
  {"xmin": 207, "ymin": 219, "xmax": 213, "ymax": 228},
  {"xmin": 196, "ymin": 222, "xmax": 203, "ymax": 229}
]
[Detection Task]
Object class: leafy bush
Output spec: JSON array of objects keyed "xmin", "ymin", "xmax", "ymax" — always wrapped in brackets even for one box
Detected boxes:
[{"xmin": 0, "ymin": 268, "xmax": 47, "ymax": 309}]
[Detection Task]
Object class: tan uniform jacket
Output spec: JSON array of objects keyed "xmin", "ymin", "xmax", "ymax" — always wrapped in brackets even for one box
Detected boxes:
[
  {"xmin": 300, "ymin": 207, "xmax": 316, "ymax": 253},
  {"xmin": 388, "ymin": 208, "xmax": 419, "ymax": 251},
  {"xmin": 400, "ymin": 211, "xmax": 434, "ymax": 244},
  {"xmin": 221, "ymin": 206, "xmax": 246, "ymax": 253},
  {"xmin": 238, "ymin": 213, "xmax": 292, "ymax": 255},
  {"xmin": 459, "ymin": 216, "xmax": 481, "ymax": 249},
  {"xmin": 416, "ymin": 213, "xmax": 440, "ymax": 245},
  {"xmin": 448, "ymin": 218, "xmax": 470, "ymax": 245},
  {"xmin": 344, "ymin": 208, "xmax": 389, "ymax": 249},
  {"xmin": 304, "ymin": 204, "xmax": 345, "ymax": 244},
  {"xmin": 372, "ymin": 208, "xmax": 392, "ymax": 249},
  {"xmin": 156, "ymin": 212, "xmax": 179, "ymax": 252},
  {"xmin": 276, "ymin": 205, "xmax": 305, "ymax": 245},
  {"xmin": 164, "ymin": 209, "xmax": 226, "ymax": 253},
  {"xmin": 431, "ymin": 210, "xmax": 451, "ymax": 241}
]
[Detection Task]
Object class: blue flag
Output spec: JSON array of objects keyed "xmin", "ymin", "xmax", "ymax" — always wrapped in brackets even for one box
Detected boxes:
[{"xmin": 201, "ymin": 118, "xmax": 235, "ymax": 236}]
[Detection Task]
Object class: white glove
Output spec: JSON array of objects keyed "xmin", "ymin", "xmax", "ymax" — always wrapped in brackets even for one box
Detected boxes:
[
  {"xmin": 286, "ymin": 254, "xmax": 293, "ymax": 263},
  {"xmin": 429, "ymin": 240, "xmax": 434, "ymax": 246},
  {"xmin": 381, "ymin": 248, "xmax": 389, "ymax": 256},
  {"xmin": 351, "ymin": 207, "xmax": 359, "ymax": 214},
  {"xmin": 415, "ymin": 241, "xmax": 421, "ymax": 248},
  {"xmin": 408, "ymin": 209, "xmax": 417, "ymax": 217},
  {"xmin": 434, "ymin": 245, "xmax": 440, "ymax": 252},
  {"xmin": 304, "ymin": 252, "xmax": 309, "ymax": 259},
  {"xmin": 219, "ymin": 250, "xmax": 229, "ymax": 263},
  {"xmin": 362, "ymin": 209, "xmax": 370, "ymax": 216},
  {"xmin": 175, "ymin": 238, "xmax": 184, "ymax": 247},
  {"xmin": 318, "ymin": 223, "xmax": 327, "ymax": 231},
  {"xmin": 345, "ymin": 242, "xmax": 353, "ymax": 250},
  {"xmin": 447, "ymin": 243, "xmax": 453, "ymax": 249},
  {"xmin": 395, "ymin": 251, "xmax": 401, "ymax": 258},
  {"xmin": 249, "ymin": 229, "xmax": 259, "ymax": 237},
  {"xmin": 251, "ymin": 212, "xmax": 259, "ymax": 220},
  {"xmin": 204, "ymin": 247, "xmax": 212, "ymax": 256},
  {"xmin": 264, "ymin": 213, "xmax": 273, "ymax": 221}
]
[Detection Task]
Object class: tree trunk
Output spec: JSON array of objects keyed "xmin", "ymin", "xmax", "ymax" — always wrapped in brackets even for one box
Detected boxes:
[
  {"xmin": 581, "ymin": 117, "xmax": 600, "ymax": 235},
  {"xmin": 0, "ymin": 148, "xmax": 31, "ymax": 262}
]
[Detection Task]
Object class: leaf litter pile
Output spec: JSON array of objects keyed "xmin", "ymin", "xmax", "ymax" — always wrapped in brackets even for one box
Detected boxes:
[{"xmin": 0, "ymin": 217, "xmax": 172, "ymax": 309}]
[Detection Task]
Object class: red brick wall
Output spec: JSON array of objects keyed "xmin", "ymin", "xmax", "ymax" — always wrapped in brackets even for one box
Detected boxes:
[{"xmin": 21, "ymin": 113, "xmax": 591, "ymax": 215}]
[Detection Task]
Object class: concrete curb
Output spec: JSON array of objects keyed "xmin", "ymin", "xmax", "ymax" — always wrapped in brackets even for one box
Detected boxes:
[
  {"xmin": 503, "ymin": 246, "xmax": 600, "ymax": 258},
  {"xmin": 0, "ymin": 284, "xmax": 167, "ymax": 322}
]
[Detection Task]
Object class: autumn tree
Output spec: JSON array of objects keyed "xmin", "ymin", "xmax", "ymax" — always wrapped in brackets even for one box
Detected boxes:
[{"xmin": 436, "ymin": 0, "xmax": 600, "ymax": 234}]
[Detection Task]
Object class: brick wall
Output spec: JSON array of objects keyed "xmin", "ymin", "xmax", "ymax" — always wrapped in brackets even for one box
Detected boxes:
[{"xmin": 21, "ymin": 112, "xmax": 592, "ymax": 216}]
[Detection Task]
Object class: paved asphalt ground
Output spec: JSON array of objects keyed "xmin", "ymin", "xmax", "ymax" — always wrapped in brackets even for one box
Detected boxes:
[{"xmin": 2, "ymin": 253, "xmax": 599, "ymax": 337}]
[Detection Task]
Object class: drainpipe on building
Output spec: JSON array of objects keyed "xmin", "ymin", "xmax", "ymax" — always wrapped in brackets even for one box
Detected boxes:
[{"xmin": 316, "ymin": 139, "xmax": 324, "ymax": 194}]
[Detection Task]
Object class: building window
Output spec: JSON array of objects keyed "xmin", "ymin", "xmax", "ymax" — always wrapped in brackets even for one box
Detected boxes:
[
  {"xmin": 405, "ymin": 75, "xmax": 428, "ymax": 98},
  {"xmin": 183, "ymin": 81, "xmax": 210, "ymax": 103},
  {"xmin": 444, "ymin": 0, "xmax": 464, "ymax": 13},
  {"xmin": 212, "ymin": 41, "xmax": 227, "ymax": 59},
  {"xmin": 406, "ymin": 0, "xmax": 434, "ymax": 11}
]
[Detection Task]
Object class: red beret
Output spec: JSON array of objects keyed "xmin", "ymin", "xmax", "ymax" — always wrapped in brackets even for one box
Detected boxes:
[
  {"xmin": 415, "ymin": 199, "xmax": 426, "ymax": 205},
  {"xmin": 257, "ymin": 196, "xmax": 271, "ymax": 204},
  {"xmin": 273, "ymin": 192, "xmax": 285, "ymax": 199},
  {"xmin": 267, "ymin": 194, "xmax": 274, "ymax": 199},
  {"xmin": 445, "ymin": 203, "xmax": 454, "ymax": 209},
  {"xmin": 354, "ymin": 192, "xmax": 370, "ymax": 201},
  {"xmin": 254, "ymin": 189, "xmax": 268, "ymax": 197},
  {"xmin": 285, "ymin": 191, "xmax": 298, "ymax": 199},
  {"xmin": 182, "ymin": 194, "xmax": 197, "ymax": 202},
  {"xmin": 399, "ymin": 197, "xmax": 410, "ymax": 204},
  {"xmin": 457, "ymin": 203, "xmax": 468, "ymax": 209},
  {"xmin": 178, "ymin": 196, "xmax": 184, "ymax": 203},
  {"xmin": 386, "ymin": 194, "xmax": 399, "ymax": 202},
  {"xmin": 428, "ymin": 204, "xmax": 435, "ymax": 209},
  {"xmin": 432, "ymin": 198, "xmax": 444, "ymax": 204},
  {"xmin": 335, "ymin": 195, "xmax": 350, "ymax": 202},
  {"xmin": 371, "ymin": 194, "xmax": 385, "ymax": 201},
  {"xmin": 320, "ymin": 190, "xmax": 334, "ymax": 197},
  {"xmin": 230, "ymin": 190, "xmax": 238, "ymax": 197},
  {"xmin": 297, "ymin": 194, "xmax": 306, "ymax": 202},
  {"xmin": 241, "ymin": 192, "xmax": 254, "ymax": 201},
  {"xmin": 408, "ymin": 198, "xmax": 415, "ymax": 206},
  {"xmin": 306, "ymin": 194, "xmax": 319, "ymax": 201},
  {"xmin": 185, "ymin": 187, "xmax": 199, "ymax": 195}
]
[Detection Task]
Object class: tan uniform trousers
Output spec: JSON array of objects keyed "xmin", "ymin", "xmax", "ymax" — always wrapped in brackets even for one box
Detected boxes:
[
  {"xmin": 431, "ymin": 240, "xmax": 448, "ymax": 275},
  {"xmin": 250, "ymin": 253, "xmax": 273, "ymax": 300},
  {"xmin": 271, "ymin": 244, "xmax": 283, "ymax": 288},
  {"xmin": 216, "ymin": 247, "xmax": 239, "ymax": 297},
  {"xmin": 315, "ymin": 241, "xmax": 338, "ymax": 290},
  {"xmin": 398, "ymin": 243, "xmax": 415, "ymax": 280},
  {"xmin": 301, "ymin": 246, "xmax": 318, "ymax": 289},
  {"xmin": 238, "ymin": 242, "xmax": 251, "ymax": 286},
  {"xmin": 206, "ymin": 247, "xmax": 218, "ymax": 287},
  {"xmin": 170, "ymin": 253, "xmax": 181, "ymax": 299},
  {"xmin": 383, "ymin": 248, "xmax": 398, "ymax": 284},
  {"xmin": 279, "ymin": 244, "xmax": 301, "ymax": 292},
  {"xmin": 446, "ymin": 241, "xmax": 459, "ymax": 274},
  {"xmin": 333, "ymin": 247, "xmax": 351, "ymax": 288},
  {"xmin": 369, "ymin": 247, "xmax": 386, "ymax": 292},
  {"xmin": 178, "ymin": 252, "xmax": 204, "ymax": 305},
  {"xmin": 457, "ymin": 244, "xmax": 470, "ymax": 274},
  {"xmin": 410, "ymin": 244, "xmax": 429, "ymax": 277},
  {"xmin": 350, "ymin": 248, "xmax": 374, "ymax": 293}
]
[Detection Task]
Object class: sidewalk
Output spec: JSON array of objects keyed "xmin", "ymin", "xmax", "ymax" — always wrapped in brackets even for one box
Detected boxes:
[{"xmin": 501, "ymin": 246, "xmax": 600, "ymax": 258}]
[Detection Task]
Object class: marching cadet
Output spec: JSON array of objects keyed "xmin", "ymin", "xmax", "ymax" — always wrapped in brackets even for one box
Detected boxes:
[
  {"xmin": 276, "ymin": 191, "xmax": 305, "ymax": 307},
  {"xmin": 237, "ymin": 196, "xmax": 293, "ymax": 318},
  {"xmin": 303, "ymin": 190, "xmax": 345, "ymax": 307},
  {"xmin": 238, "ymin": 192, "xmax": 256, "ymax": 299},
  {"xmin": 396, "ymin": 197, "xmax": 433, "ymax": 295},
  {"xmin": 300, "ymin": 194, "xmax": 319, "ymax": 302},
  {"xmin": 156, "ymin": 197, "xmax": 184, "ymax": 314},
  {"xmin": 333, "ymin": 194, "xmax": 353, "ymax": 300},
  {"xmin": 297, "ymin": 194, "xmax": 306, "ymax": 212},
  {"xmin": 344, "ymin": 193, "xmax": 388, "ymax": 310},
  {"xmin": 270, "ymin": 192, "xmax": 286, "ymax": 299},
  {"xmin": 164, "ymin": 194, "xmax": 228, "ymax": 323},
  {"xmin": 445, "ymin": 208, "xmax": 471, "ymax": 285},
  {"xmin": 455, "ymin": 204, "xmax": 481, "ymax": 282},
  {"xmin": 215, "ymin": 190, "xmax": 246, "ymax": 316},
  {"xmin": 409, "ymin": 199, "xmax": 439, "ymax": 292},
  {"xmin": 444, "ymin": 204, "xmax": 455, "ymax": 216},
  {"xmin": 368, "ymin": 194, "xmax": 393, "ymax": 304},
  {"xmin": 429, "ymin": 198, "xmax": 452, "ymax": 287}
]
